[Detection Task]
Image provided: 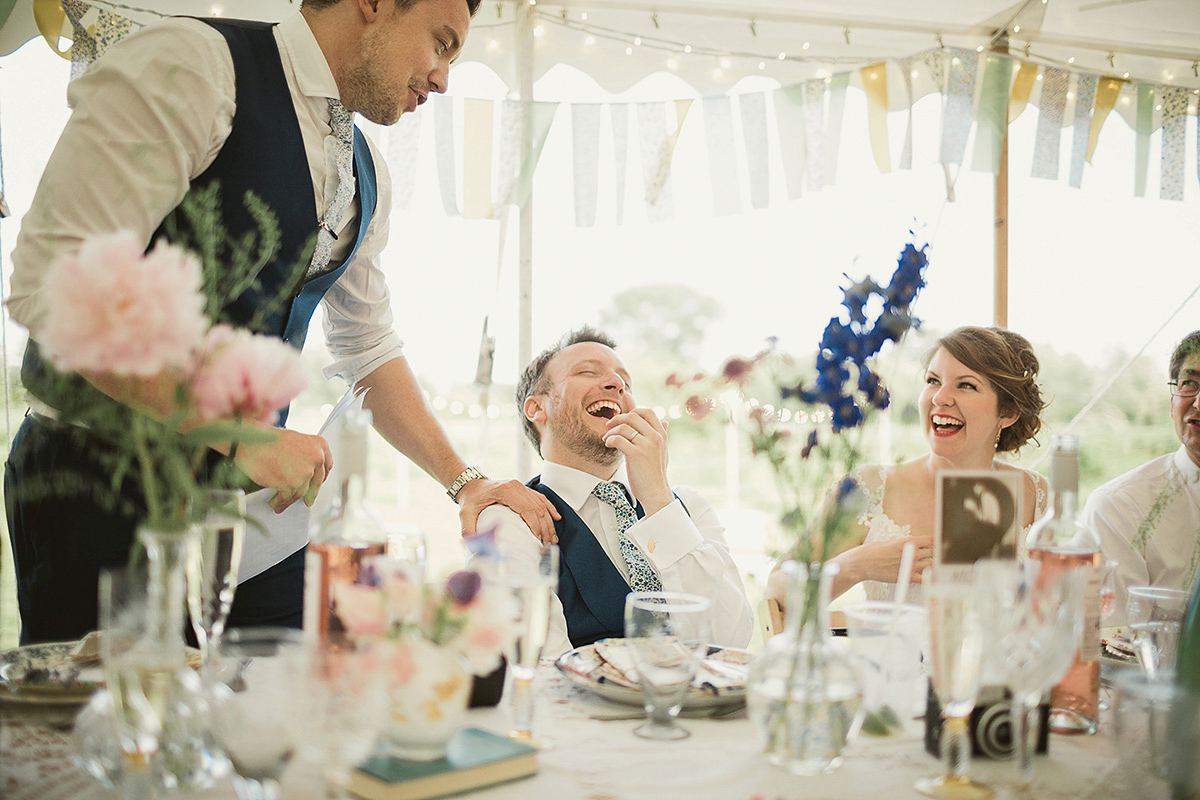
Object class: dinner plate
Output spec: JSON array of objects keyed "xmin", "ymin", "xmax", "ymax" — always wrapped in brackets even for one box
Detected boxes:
[
  {"xmin": 0, "ymin": 642, "xmax": 103, "ymax": 706},
  {"xmin": 555, "ymin": 640, "xmax": 752, "ymax": 710}
]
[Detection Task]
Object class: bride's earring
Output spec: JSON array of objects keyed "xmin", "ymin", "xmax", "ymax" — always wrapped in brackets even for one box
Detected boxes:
[{"xmin": 994, "ymin": 428, "xmax": 1002, "ymax": 448}]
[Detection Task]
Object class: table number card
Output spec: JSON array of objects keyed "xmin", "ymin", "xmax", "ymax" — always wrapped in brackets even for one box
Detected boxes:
[{"xmin": 935, "ymin": 469, "xmax": 1024, "ymax": 568}]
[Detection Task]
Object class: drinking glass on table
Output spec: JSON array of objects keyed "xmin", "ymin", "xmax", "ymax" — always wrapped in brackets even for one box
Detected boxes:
[
  {"xmin": 187, "ymin": 488, "xmax": 247, "ymax": 668},
  {"xmin": 917, "ymin": 570, "xmax": 992, "ymax": 800},
  {"xmin": 211, "ymin": 627, "xmax": 308, "ymax": 800},
  {"xmin": 1127, "ymin": 585, "xmax": 1190, "ymax": 676},
  {"xmin": 498, "ymin": 543, "xmax": 560, "ymax": 746},
  {"xmin": 974, "ymin": 560, "xmax": 1082, "ymax": 787},
  {"xmin": 624, "ymin": 591, "xmax": 712, "ymax": 741}
]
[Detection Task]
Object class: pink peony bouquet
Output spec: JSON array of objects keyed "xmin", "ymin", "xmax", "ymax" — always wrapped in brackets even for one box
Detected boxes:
[
  {"xmin": 332, "ymin": 563, "xmax": 515, "ymax": 678},
  {"xmin": 32, "ymin": 230, "xmax": 307, "ymax": 530}
]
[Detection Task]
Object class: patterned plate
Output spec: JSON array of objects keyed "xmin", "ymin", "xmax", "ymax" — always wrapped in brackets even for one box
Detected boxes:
[
  {"xmin": 0, "ymin": 642, "xmax": 103, "ymax": 705},
  {"xmin": 555, "ymin": 639, "xmax": 751, "ymax": 709}
]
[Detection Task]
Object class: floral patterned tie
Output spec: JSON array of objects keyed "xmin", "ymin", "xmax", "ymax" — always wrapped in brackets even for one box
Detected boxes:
[
  {"xmin": 592, "ymin": 481, "xmax": 662, "ymax": 592},
  {"xmin": 309, "ymin": 98, "xmax": 356, "ymax": 278}
]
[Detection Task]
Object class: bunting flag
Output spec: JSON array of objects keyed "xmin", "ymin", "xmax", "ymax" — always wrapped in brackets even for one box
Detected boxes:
[
  {"xmin": 1087, "ymin": 77, "xmax": 1125, "ymax": 163},
  {"xmin": 637, "ymin": 101, "xmax": 674, "ymax": 222},
  {"xmin": 462, "ymin": 98, "xmax": 494, "ymax": 219},
  {"xmin": 1007, "ymin": 61, "xmax": 1039, "ymax": 122},
  {"xmin": 434, "ymin": 96, "xmax": 460, "ymax": 216},
  {"xmin": 739, "ymin": 92, "xmax": 770, "ymax": 209},
  {"xmin": 1032, "ymin": 67, "xmax": 1070, "ymax": 180},
  {"xmin": 1159, "ymin": 87, "xmax": 1188, "ymax": 201},
  {"xmin": 972, "ymin": 54, "xmax": 1014, "ymax": 174},
  {"xmin": 922, "ymin": 48, "xmax": 947, "ymax": 94},
  {"xmin": 571, "ymin": 104, "xmax": 602, "ymax": 226},
  {"xmin": 62, "ymin": 0, "xmax": 134, "ymax": 79},
  {"xmin": 941, "ymin": 49, "xmax": 978, "ymax": 168},
  {"xmin": 861, "ymin": 62, "xmax": 891, "ymax": 174},
  {"xmin": 385, "ymin": 109, "xmax": 422, "ymax": 210},
  {"xmin": 802, "ymin": 79, "xmax": 826, "ymax": 191},
  {"xmin": 898, "ymin": 56, "xmax": 915, "ymax": 170},
  {"xmin": 494, "ymin": 100, "xmax": 559, "ymax": 209},
  {"xmin": 773, "ymin": 84, "xmax": 806, "ymax": 199},
  {"xmin": 1134, "ymin": 84, "xmax": 1154, "ymax": 197},
  {"xmin": 1069, "ymin": 73, "xmax": 1098, "ymax": 188},
  {"xmin": 610, "ymin": 103, "xmax": 629, "ymax": 224},
  {"xmin": 823, "ymin": 72, "xmax": 850, "ymax": 186},
  {"xmin": 703, "ymin": 96, "xmax": 741, "ymax": 216}
]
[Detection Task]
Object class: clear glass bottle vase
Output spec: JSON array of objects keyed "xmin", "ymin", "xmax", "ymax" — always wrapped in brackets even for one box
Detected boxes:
[{"xmin": 747, "ymin": 560, "xmax": 864, "ymax": 775}]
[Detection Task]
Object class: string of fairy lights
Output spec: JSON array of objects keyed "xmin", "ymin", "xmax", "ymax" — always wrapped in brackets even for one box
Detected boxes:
[{"xmin": 465, "ymin": 0, "xmax": 1200, "ymax": 91}]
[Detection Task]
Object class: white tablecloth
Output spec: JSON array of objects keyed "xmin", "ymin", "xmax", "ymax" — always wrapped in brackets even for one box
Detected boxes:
[{"xmin": 1, "ymin": 663, "xmax": 1153, "ymax": 800}]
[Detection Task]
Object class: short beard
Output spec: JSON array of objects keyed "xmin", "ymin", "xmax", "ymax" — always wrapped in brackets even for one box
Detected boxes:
[
  {"xmin": 337, "ymin": 25, "xmax": 405, "ymax": 125},
  {"xmin": 545, "ymin": 398, "xmax": 619, "ymax": 468}
]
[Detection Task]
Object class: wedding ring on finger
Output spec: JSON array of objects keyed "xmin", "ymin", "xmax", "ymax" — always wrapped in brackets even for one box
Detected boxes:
[{"xmin": 630, "ymin": 430, "xmax": 640, "ymax": 442}]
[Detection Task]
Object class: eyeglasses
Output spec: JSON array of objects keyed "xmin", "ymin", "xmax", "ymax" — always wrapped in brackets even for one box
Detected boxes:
[{"xmin": 1169, "ymin": 380, "xmax": 1199, "ymax": 398}]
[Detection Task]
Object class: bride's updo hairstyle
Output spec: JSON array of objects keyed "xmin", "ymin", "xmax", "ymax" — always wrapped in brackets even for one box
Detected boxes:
[{"xmin": 925, "ymin": 326, "xmax": 1046, "ymax": 453}]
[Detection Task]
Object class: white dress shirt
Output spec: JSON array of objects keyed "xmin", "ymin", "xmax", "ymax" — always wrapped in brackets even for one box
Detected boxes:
[
  {"xmin": 1082, "ymin": 445, "xmax": 1200, "ymax": 627},
  {"xmin": 477, "ymin": 461, "xmax": 754, "ymax": 659},
  {"xmin": 6, "ymin": 11, "xmax": 404, "ymax": 387}
]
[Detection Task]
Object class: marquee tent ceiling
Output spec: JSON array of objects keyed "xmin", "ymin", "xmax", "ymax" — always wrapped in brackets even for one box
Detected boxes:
[{"xmin": 456, "ymin": 0, "xmax": 1200, "ymax": 94}]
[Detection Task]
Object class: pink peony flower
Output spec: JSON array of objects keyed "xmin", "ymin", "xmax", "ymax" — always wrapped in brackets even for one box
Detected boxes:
[
  {"xmin": 332, "ymin": 581, "xmax": 389, "ymax": 637},
  {"xmin": 684, "ymin": 394, "xmax": 715, "ymax": 421},
  {"xmin": 40, "ymin": 232, "xmax": 208, "ymax": 376},
  {"xmin": 190, "ymin": 325, "xmax": 307, "ymax": 423}
]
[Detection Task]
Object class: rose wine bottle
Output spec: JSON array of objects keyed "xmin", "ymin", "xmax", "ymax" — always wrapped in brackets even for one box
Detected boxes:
[
  {"xmin": 1026, "ymin": 435, "xmax": 1102, "ymax": 735},
  {"xmin": 303, "ymin": 408, "xmax": 388, "ymax": 650}
]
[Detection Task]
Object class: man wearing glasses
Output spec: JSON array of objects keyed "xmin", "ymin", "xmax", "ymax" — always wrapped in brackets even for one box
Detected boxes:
[{"xmin": 1082, "ymin": 330, "xmax": 1200, "ymax": 626}]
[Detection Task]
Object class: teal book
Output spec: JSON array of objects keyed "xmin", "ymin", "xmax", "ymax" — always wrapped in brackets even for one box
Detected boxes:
[{"xmin": 348, "ymin": 728, "xmax": 539, "ymax": 800}]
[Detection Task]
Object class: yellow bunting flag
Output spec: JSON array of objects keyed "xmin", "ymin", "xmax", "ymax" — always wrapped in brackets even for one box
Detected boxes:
[
  {"xmin": 861, "ymin": 62, "xmax": 890, "ymax": 173},
  {"xmin": 462, "ymin": 98, "xmax": 494, "ymax": 219},
  {"xmin": 33, "ymin": 0, "xmax": 70, "ymax": 58},
  {"xmin": 1007, "ymin": 61, "xmax": 1039, "ymax": 122},
  {"xmin": 1086, "ymin": 77, "xmax": 1125, "ymax": 164}
]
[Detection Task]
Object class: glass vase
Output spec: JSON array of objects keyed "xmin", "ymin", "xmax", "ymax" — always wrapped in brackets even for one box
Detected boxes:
[{"xmin": 747, "ymin": 560, "xmax": 865, "ymax": 775}]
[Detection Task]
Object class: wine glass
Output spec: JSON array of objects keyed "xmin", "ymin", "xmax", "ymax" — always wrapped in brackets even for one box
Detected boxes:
[
  {"xmin": 623, "ymin": 591, "xmax": 712, "ymax": 741},
  {"xmin": 974, "ymin": 560, "xmax": 1082, "ymax": 787},
  {"xmin": 386, "ymin": 524, "xmax": 428, "ymax": 582},
  {"xmin": 917, "ymin": 570, "xmax": 992, "ymax": 800},
  {"xmin": 211, "ymin": 627, "xmax": 307, "ymax": 800},
  {"xmin": 187, "ymin": 488, "xmax": 247, "ymax": 669},
  {"xmin": 1127, "ymin": 585, "xmax": 1190, "ymax": 676},
  {"xmin": 497, "ymin": 543, "xmax": 560, "ymax": 745}
]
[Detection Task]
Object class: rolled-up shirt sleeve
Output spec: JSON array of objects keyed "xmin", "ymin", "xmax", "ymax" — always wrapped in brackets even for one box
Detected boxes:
[{"xmin": 319, "ymin": 134, "xmax": 405, "ymax": 386}]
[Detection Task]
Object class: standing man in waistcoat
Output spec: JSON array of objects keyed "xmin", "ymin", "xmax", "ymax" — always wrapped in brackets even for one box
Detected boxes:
[
  {"xmin": 477, "ymin": 327, "xmax": 753, "ymax": 658},
  {"xmin": 4, "ymin": 0, "xmax": 558, "ymax": 645}
]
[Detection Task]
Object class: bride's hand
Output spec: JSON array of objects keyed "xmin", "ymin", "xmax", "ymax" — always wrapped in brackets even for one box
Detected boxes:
[{"xmin": 842, "ymin": 535, "xmax": 933, "ymax": 586}]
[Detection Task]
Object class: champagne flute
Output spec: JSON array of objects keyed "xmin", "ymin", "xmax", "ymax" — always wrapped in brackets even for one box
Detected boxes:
[
  {"xmin": 624, "ymin": 591, "xmax": 712, "ymax": 741},
  {"xmin": 498, "ymin": 543, "xmax": 560, "ymax": 745},
  {"xmin": 212, "ymin": 627, "xmax": 307, "ymax": 800},
  {"xmin": 1127, "ymin": 585, "xmax": 1190, "ymax": 676},
  {"xmin": 917, "ymin": 570, "xmax": 992, "ymax": 800},
  {"xmin": 188, "ymin": 488, "xmax": 247, "ymax": 668}
]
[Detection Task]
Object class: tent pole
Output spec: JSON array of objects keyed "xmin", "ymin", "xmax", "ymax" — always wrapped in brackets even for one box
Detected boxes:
[
  {"xmin": 994, "ymin": 37, "xmax": 1009, "ymax": 328},
  {"xmin": 515, "ymin": 0, "xmax": 535, "ymax": 480}
]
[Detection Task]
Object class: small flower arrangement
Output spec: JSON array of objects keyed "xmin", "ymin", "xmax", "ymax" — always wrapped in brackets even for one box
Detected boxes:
[
  {"xmin": 25, "ymin": 226, "xmax": 307, "ymax": 531},
  {"xmin": 333, "ymin": 564, "xmax": 514, "ymax": 678},
  {"xmin": 675, "ymin": 241, "xmax": 930, "ymax": 567}
]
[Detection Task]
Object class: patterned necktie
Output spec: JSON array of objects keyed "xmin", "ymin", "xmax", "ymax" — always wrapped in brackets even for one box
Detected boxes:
[
  {"xmin": 309, "ymin": 98, "xmax": 356, "ymax": 278},
  {"xmin": 592, "ymin": 481, "xmax": 662, "ymax": 592}
]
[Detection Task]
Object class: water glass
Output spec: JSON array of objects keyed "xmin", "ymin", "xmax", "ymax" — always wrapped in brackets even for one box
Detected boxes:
[
  {"xmin": 212, "ymin": 627, "xmax": 308, "ymax": 800},
  {"xmin": 1113, "ymin": 670, "xmax": 1176, "ymax": 798},
  {"xmin": 385, "ymin": 524, "xmax": 428, "ymax": 581},
  {"xmin": 188, "ymin": 488, "xmax": 247, "ymax": 667},
  {"xmin": 624, "ymin": 591, "xmax": 712, "ymax": 741},
  {"xmin": 843, "ymin": 601, "xmax": 927, "ymax": 735},
  {"xmin": 1127, "ymin": 586, "xmax": 1190, "ymax": 676},
  {"xmin": 498, "ymin": 543, "xmax": 559, "ymax": 745}
]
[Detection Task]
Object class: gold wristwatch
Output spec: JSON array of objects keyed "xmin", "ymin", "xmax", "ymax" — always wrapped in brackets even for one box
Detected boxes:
[{"xmin": 446, "ymin": 466, "xmax": 487, "ymax": 503}]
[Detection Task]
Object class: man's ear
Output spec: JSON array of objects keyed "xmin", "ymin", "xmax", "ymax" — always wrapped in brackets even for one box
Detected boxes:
[
  {"xmin": 524, "ymin": 395, "xmax": 547, "ymax": 426},
  {"xmin": 357, "ymin": 0, "xmax": 384, "ymax": 23}
]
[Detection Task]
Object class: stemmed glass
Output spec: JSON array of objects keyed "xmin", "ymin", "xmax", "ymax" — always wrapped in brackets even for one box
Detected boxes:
[
  {"xmin": 623, "ymin": 591, "xmax": 712, "ymax": 741},
  {"xmin": 1127, "ymin": 585, "xmax": 1190, "ymax": 676},
  {"xmin": 498, "ymin": 543, "xmax": 560, "ymax": 745},
  {"xmin": 187, "ymin": 488, "xmax": 247, "ymax": 669},
  {"xmin": 974, "ymin": 560, "xmax": 1082, "ymax": 787},
  {"xmin": 917, "ymin": 570, "xmax": 992, "ymax": 800},
  {"xmin": 211, "ymin": 627, "xmax": 307, "ymax": 800}
]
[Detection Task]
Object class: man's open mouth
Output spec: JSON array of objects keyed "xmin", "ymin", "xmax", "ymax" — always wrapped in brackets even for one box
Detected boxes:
[{"xmin": 586, "ymin": 400, "xmax": 621, "ymax": 420}]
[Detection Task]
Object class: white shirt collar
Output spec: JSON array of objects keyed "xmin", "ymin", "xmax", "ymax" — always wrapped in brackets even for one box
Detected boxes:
[
  {"xmin": 276, "ymin": 10, "xmax": 339, "ymax": 101},
  {"xmin": 1172, "ymin": 445, "xmax": 1200, "ymax": 483},
  {"xmin": 540, "ymin": 461, "xmax": 632, "ymax": 513}
]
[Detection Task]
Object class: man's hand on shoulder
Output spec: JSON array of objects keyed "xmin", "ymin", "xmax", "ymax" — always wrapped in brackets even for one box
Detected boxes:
[
  {"xmin": 604, "ymin": 408, "xmax": 674, "ymax": 515},
  {"xmin": 457, "ymin": 477, "xmax": 560, "ymax": 544}
]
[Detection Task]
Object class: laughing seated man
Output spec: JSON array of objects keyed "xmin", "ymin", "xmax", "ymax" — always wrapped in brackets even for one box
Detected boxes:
[{"xmin": 478, "ymin": 327, "xmax": 754, "ymax": 658}]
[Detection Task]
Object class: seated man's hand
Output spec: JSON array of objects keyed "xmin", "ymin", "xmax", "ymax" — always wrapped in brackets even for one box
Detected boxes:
[
  {"xmin": 604, "ymin": 408, "xmax": 673, "ymax": 515},
  {"xmin": 233, "ymin": 429, "xmax": 333, "ymax": 513},
  {"xmin": 457, "ymin": 478, "xmax": 561, "ymax": 544}
]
